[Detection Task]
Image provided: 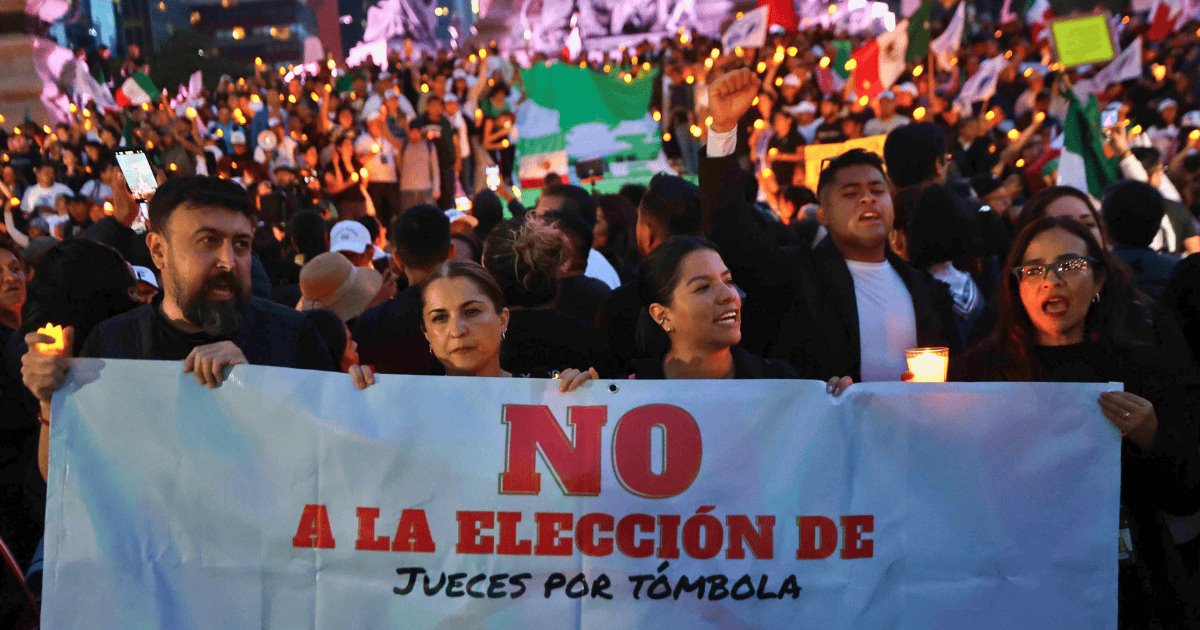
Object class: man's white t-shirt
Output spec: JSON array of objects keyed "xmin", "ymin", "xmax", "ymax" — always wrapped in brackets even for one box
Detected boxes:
[
  {"xmin": 21, "ymin": 182, "xmax": 74, "ymax": 214},
  {"xmin": 354, "ymin": 134, "xmax": 398, "ymax": 183},
  {"xmin": 846, "ymin": 259, "xmax": 917, "ymax": 382}
]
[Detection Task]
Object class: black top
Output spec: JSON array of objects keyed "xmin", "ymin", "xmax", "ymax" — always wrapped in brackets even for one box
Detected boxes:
[
  {"xmin": 80, "ymin": 295, "xmax": 335, "ymax": 372},
  {"xmin": 598, "ymin": 280, "xmax": 643, "ymax": 375},
  {"xmin": 555, "ymin": 275, "xmax": 611, "ymax": 330},
  {"xmin": 352, "ymin": 287, "xmax": 440, "ymax": 375},
  {"xmin": 812, "ymin": 120, "xmax": 846, "ymax": 144},
  {"xmin": 1112, "ymin": 246, "xmax": 1180, "ymax": 303},
  {"xmin": 701, "ymin": 149, "xmax": 958, "ymax": 382},
  {"xmin": 502, "ymin": 308, "xmax": 613, "ymax": 378},
  {"xmin": 631, "ymin": 345, "xmax": 799, "ymax": 380},
  {"xmin": 1164, "ymin": 253, "xmax": 1200, "ymax": 366},
  {"xmin": 766, "ymin": 128, "xmax": 806, "ymax": 189},
  {"xmin": 80, "ymin": 217, "xmax": 154, "ymax": 270},
  {"xmin": 953, "ymin": 336, "xmax": 1200, "ymax": 628}
]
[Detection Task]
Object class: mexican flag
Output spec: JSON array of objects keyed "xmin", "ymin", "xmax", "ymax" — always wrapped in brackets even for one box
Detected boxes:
[
  {"xmin": 516, "ymin": 63, "xmax": 663, "ymax": 190},
  {"xmin": 851, "ymin": 25, "xmax": 909, "ymax": 97},
  {"xmin": 1025, "ymin": 0, "xmax": 1053, "ymax": 42},
  {"xmin": 114, "ymin": 73, "xmax": 158, "ymax": 108},
  {"xmin": 1057, "ymin": 92, "xmax": 1118, "ymax": 198},
  {"xmin": 1147, "ymin": 0, "xmax": 1183, "ymax": 42},
  {"xmin": 906, "ymin": 1, "xmax": 932, "ymax": 63}
]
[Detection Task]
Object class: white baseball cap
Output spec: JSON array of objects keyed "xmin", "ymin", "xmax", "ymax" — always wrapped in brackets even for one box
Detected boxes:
[
  {"xmin": 782, "ymin": 74, "xmax": 802, "ymax": 88},
  {"xmin": 131, "ymin": 265, "xmax": 159, "ymax": 289},
  {"xmin": 1158, "ymin": 98, "xmax": 1178, "ymax": 113},
  {"xmin": 795, "ymin": 101, "xmax": 817, "ymax": 114},
  {"xmin": 230, "ymin": 130, "xmax": 247, "ymax": 145},
  {"xmin": 895, "ymin": 82, "xmax": 919, "ymax": 96},
  {"xmin": 329, "ymin": 220, "xmax": 372, "ymax": 254},
  {"xmin": 1181, "ymin": 110, "xmax": 1200, "ymax": 128}
]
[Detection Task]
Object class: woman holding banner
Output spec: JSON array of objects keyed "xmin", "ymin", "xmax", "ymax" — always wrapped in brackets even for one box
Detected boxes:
[
  {"xmin": 631, "ymin": 236, "xmax": 852, "ymax": 394},
  {"xmin": 951, "ymin": 217, "xmax": 1200, "ymax": 627},
  {"xmin": 418, "ymin": 259, "xmax": 596, "ymax": 391}
]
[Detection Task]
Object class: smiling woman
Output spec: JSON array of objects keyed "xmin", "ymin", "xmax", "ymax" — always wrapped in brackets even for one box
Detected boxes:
[{"xmin": 631, "ymin": 236, "xmax": 802, "ymax": 382}]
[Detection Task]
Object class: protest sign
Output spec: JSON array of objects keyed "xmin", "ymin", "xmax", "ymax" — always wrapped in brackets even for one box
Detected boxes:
[
  {"xmin": 1050, "ymin": 14, "xmax": 1116, "ymax": 68},
  {"xmin": 43, "ymin": 361, "xmax": 1119, "ymax": 628},
  {"xmin": 804, "ymin": 134, "xmax": 887, "ymax": 190}
]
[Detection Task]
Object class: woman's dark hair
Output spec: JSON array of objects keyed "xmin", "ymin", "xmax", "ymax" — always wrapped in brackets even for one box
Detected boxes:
[
  {"xmin": 470, "ymin": 189, "xmax": 504, "ymax": 242},
  {"xmin": 596, "ymin": 194, "xmax": 637, "ymax": 275},
  {"xmin": 304, "ymin": 308, "xmax": 347, "ymax": 370},
  {"xmin": 417, "ymin": 260, "xmax": 505, "ymax": 326},
  {"xmin": 906, "ymin": 184, "xmax": 979, "ymax": 269},
  {"xmin": 289, "ymin": 209, "xmax": 328, "ymax": 263},
  {"xmin": 482, "ymin": 219, "xmax": 563, "ymax": 308},
  {"xmin": 635, "ymin": 235, "xmax": 719, "ymax": 355},
  {"xmin": 1016, "ymin": 186, "xmax": 1106, "ymax": 245},
  {"xmin": 991, "ymin": 216, "xmax": 1147, "ymax": 380},
  {"xmin": 18, "ymin": 240, "xmax": 138, "ymax": 355}
]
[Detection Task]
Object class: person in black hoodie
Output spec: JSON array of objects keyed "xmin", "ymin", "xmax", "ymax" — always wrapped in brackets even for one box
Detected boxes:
[
  {"xmin": 702, "ymin": 68, "xmax": 958, "ymax": 382},
  {"xmin": 952, "ymin": 217, "xmax": 1200, "ymax": 628}
]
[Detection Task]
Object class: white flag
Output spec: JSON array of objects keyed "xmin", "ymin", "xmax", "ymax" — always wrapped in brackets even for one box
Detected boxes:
[
  {"xmin": 954, "ymin": 55, "xmax": 1006, "ymax": 109},
  {"xmin": 930, "ymin": 1, "xmax": 965, "ymax": 71},
  {"xmin": 721, "ymin": 5, "xmax": 768, "ymax": 50},
  {"xmin": 73, "ymin": 62, "xmax": 117, "ymax": 112},
  {"xmin": 187, "ymin": 71, "xmax": 203, "ymax": 99},
  {"xmin": 877, "ymin": 20, "xmax": 909, "ymax": 90},
  {"xmin": 565, "ymin": 25, "xmax": 582, "ymax": 60},
  {"xmin": 1074, "ymin": 37, "xmax": 1142, "ymax": 99}
]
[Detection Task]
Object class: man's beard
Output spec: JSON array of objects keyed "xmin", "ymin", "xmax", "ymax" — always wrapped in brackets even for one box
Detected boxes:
[{"xmin": 176, "ymin": 271, "xmax": 248, "ymax": 338}]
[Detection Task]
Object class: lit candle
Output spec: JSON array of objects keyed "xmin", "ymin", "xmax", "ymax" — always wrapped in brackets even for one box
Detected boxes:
[
  {"xmin": 905, "ymin": 347, "xmax": 949, "ymax": 383},
  {"xmin": 36, "ymin": 324, "xmax": 66, "ymax": 355}
]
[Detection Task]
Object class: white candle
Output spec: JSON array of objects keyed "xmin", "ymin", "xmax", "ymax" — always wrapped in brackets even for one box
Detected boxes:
[{"xmin": 905, "ymin": 347, "xmax": 949, "ymax": 383}]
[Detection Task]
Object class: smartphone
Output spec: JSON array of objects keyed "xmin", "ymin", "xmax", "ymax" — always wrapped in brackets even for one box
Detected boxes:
[
  {"xmin": 1102, "ymin": 108, "xmax": 1119, "ymax": 129},
  {"xmin": 115, "ymin": 150, "xmax": 158, "ymax": 201},
  {"xmin": 485, "ymin": 165, "xmax": 501, "ymax": 191}
]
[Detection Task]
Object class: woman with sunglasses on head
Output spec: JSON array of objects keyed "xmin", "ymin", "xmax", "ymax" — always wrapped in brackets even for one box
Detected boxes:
[
  {"xmin": 951, "ymin": 216, "xmax": 1200, "ymax": 628},
  {"xmin": 632, "ymin": 236, "xmax": 852, "ymax": 394},
  {"xmin": 418, "ymin": 259, "xmax": 596, "ymax": 391}
]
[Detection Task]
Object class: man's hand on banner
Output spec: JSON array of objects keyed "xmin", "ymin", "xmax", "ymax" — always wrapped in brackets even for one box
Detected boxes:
[
  {"xmin": 1099, "ymin": 391, "xmax": 1158, "ymax": 450},
  {"xmin": 349, "ymin": 364, "xmax": 376, "ymax": 390},
  {"xmin": 21, "ymin": 326, "xmax": 75, "ymax": 405},
  {"xmin": 826, "ymin": 376, "xmax": 854, "ymax": 396},
  {"xmin": 557, "ymin": 367, "xmax": 599, "ymax": 393},
  {"xmin": 708, "ymin": 68, "xmax": 760, "ymax": 134},
  {"xmin": 184, "ymin": 341, "xmax": 248, "ymax": 389}
]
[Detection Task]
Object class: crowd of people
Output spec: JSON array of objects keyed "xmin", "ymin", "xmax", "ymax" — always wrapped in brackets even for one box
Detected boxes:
[{"xmin": 1, "ymin": 6, "xmax": 1200, "ymax": 627}]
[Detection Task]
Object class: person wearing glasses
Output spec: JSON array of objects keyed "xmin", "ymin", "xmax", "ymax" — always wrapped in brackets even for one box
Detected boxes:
[{"xmin": 951, "ymin": 216, "xmax": 1200, "ymax": 628}]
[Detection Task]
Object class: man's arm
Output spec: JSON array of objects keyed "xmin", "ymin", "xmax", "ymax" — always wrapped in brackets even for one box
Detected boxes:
[{"xmin": 703, "ymin": 68, "xmax": 797, "ymax": 292}]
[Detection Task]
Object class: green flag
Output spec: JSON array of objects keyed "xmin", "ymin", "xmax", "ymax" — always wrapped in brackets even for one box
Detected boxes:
[
  {"xmin": 906, "ymin": 0, "xmax": 933, "ymax": 63},
  {"xmin": 120, "ymin": 113, "xmax": 135, "ymax": 147},
  {"xmin": 1058, "ymin": 92, "xmax": 1118, "ymax": 198},
  {"xmin": 832, "ymin": 40, "xmax": 853, "ymax": 80},
  {"xmin": 516, "ymin": 63, "xmax": 659, "ymax": 188}
]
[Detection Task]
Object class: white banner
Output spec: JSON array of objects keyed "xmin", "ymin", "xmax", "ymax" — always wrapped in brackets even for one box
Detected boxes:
[
  {"xmin": 42, "ymin": 360, "xmax": 1120, "ymax": 628},
  {"xmin": 721, "ymin": 6, "xmax": 769, "ymax": 50}
]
